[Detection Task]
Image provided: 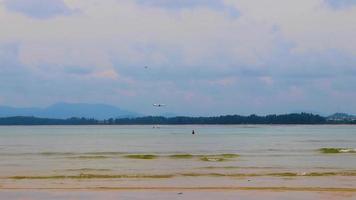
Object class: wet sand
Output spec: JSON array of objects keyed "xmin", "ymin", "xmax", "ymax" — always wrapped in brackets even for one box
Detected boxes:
[{"xmin": 1, "ymin": 175, "xmax": 355, "ymax": 199}]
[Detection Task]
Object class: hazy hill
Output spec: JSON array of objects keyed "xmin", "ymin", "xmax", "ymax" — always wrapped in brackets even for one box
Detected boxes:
[{"xmin": 0, "ymin": 103, "xmax": 139, "ymax": 120}]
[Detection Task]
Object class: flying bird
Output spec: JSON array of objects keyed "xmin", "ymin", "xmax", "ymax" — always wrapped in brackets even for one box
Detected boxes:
[{"xmin": 153, "ymin": 104, "xmax": 166, "ymax": 107}]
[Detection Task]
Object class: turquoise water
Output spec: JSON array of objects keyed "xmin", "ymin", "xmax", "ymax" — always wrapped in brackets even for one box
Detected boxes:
[{"xmin": 0, "ymin": 125, "xmax": 355, "ymax": 185}]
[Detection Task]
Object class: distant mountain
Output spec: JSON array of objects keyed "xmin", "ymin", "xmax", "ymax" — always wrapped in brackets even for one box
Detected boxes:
[
  {"xmin": 327, "ymin": 113, "xmax": 356, "ymax": 121},
  {"xmin": 0, "ymin": 103, "xmax": 139, "ymax": 120}
]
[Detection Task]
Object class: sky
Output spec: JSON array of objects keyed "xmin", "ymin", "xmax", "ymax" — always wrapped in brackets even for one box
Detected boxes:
[{"xmin": 0, "ymin": 0, "xmax": 356, "ymax": 116}]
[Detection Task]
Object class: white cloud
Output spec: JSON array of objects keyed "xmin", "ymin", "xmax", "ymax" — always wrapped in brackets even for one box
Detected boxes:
[
  {"xmin": 224, "ymin": 0, "xmax": 356, "ymax": 55},
  {"xmin": 0, "ymin": 0, "xmax": 281, "ymax": 73},
  {"xmin": 1, "ymin": 0, "xmax": 354, "ymax": 74},
  {"xmin": 0, "ymin": 0, "xmax": 356, "ymax": 114}
]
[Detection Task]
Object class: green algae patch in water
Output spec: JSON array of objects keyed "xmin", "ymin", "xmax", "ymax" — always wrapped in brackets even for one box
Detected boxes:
[
  {"xmin": 65, "ymin": 168, "xmax": 112, "ymax": 172},
  {"xmin": 39, "ymin": 152, "xmax": 76, "ymax": 156},
  {"xmin": 198, "ymin": 154, "xmax": 239, "ymax": 162},
  {"xmin": 124, "ymin": 154, "xmax": 157, "ymax": 159},
  {"xmin": 10, "ymin": 173, "xmax": 174, "ymax": 180},
  {"xmin": 11, "ymin": 175, "xmax": 67, "ymax": 180},
  {"xmin": 14, "ymin": 171, "xmax": 356, "ymax": 180},
  {"xmin": 169, "ymin": 154, "xmax": 194, "ymax": 159},
  {"xmin": 267, "ymin": 172, "xmax": 298, "ymax": 177},
  {"xmin": 319, "ymin": 148, "xmax": 356, "ymax": 154},
  {"xmin": 180, "ymin": 173, "xmax": 227, "ymax": 177},
  {"xmin": 83, "ymin": 152, "xmax": 125, "ymax": 156},
  {"xmin": 67, "ymin": 155, "xmax": 110, "ymax": 159},
  {"xmin": 305, "ymin": 172, "xmax": 337, "ymax": 176},
  {"xmin": 200, "ymin": 157, "xmax": 227, "ymax": 162},
  {"xmin": 75, "ymin": 173, "xmax": 172, "ymax": 179},
  {"xmin": 320, "ymin": 148, "xmax": 342, "ymax": 154},
  {"xmin": 219, "ymin": 154, "xmax": 240, "ymax": 158},
  {"xmin": 200, "ymin": 166, "xmax": 240, "ymax": 169},
  {"xmin": 303, "ymin": 172, "xmax": 356, "ymax": 176}
]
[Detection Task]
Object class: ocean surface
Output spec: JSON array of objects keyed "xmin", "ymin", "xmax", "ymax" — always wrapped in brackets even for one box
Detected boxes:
[{"xmin": 0, "ymin": 125, "xmax": 355, "ymax": 190}]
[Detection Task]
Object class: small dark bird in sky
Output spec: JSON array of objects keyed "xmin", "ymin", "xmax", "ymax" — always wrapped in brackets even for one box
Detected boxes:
[{"xmin": 153, "ymin": 104, "xmax": 166, "ymax": 107}]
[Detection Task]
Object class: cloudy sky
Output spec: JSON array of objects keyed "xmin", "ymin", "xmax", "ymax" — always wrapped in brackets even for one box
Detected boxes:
[{"xmin": 0, "ymin": 0, "xmax": 355, "ymax": 116}]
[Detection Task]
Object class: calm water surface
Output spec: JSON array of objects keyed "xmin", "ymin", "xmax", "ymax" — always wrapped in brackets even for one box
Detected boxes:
[{"xmin": 0, "ymin": 125, "xmax": 355, "ymax": 189}]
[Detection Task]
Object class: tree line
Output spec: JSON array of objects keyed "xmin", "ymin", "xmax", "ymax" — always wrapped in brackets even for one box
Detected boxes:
[{"xmin": 0, "ymin": 113, "xmax": 350, "ymax": 125}]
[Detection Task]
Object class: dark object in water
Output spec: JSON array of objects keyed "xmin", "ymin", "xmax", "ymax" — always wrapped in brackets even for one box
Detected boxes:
[
  {"xmin": 177, "ymin": 192, "xmax": 183, "ymax": 195},
  {"xmin": 192, "ymin": 130, "xmax": 195, "ymax": 135}
]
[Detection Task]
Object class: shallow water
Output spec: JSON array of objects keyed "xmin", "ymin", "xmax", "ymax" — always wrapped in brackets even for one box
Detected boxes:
[{"xmin": 0, "ymin": 125, "xmax": 355, "ymax": 190}]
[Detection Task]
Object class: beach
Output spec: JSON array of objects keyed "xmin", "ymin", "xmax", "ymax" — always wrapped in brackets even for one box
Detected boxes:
[{"xmin": 0, "ymin": 125, "xmax": 355, "ymax": 199}]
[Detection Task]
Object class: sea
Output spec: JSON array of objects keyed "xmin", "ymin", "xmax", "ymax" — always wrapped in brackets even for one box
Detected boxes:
[{"xmin": 0, "ymin": 125, "xmax": 355, "ymax": 191}]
